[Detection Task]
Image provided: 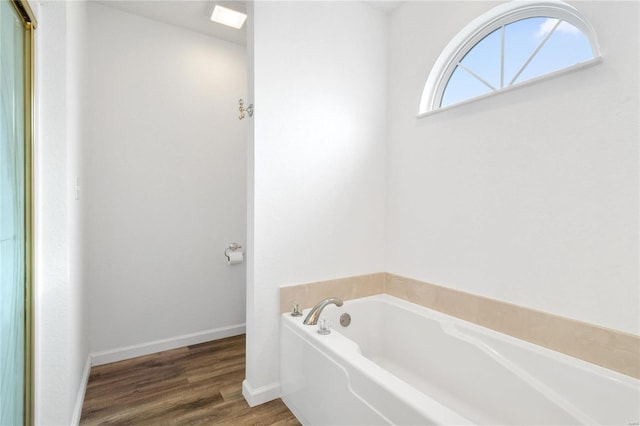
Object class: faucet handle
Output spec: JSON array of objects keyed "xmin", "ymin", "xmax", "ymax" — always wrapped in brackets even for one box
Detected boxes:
[
  {"xmin": 291, "ymin": 303, "xmax": 303, "ymax": 317},
  {"xmin": 317, "ymin": 317, "xmax": 331, "ymax": 335}
]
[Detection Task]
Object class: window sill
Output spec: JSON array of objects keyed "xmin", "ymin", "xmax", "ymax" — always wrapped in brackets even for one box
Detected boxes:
[{"xmin": 416, "ymin": 56, "xmax": 603, "ymax": 119}]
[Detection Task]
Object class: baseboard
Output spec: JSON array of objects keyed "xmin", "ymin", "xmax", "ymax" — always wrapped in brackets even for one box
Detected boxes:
[
  {"xmin": 70, "ymin": 355, "xmax": 91, "ymax": 425},
  {"xmin": 90, "ymin": 323, "xmax": 246, "ymax": 366},
  {"xmin": 280, "ymin": 394, "xmax": 306, "ymax": 424},
  {"xmin": 242, "ymin": 379, "xmax": 280, "ymax": 407}
]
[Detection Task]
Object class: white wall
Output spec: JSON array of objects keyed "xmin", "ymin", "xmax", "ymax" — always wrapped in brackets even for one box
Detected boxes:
[
  {"xmin": 85, "ymin": 4, "xmax": 248, "ymax": 356},
  {"xmin": 387, "ymin": 1, "xmax": 639, "ymax": 334},
  {"xmin": 246, "ymin": 1, "xmax": 387, "ymax": 404},
  {"xmin": 34, "ymin": 1, "xmax": 89, "ymax": 424}
]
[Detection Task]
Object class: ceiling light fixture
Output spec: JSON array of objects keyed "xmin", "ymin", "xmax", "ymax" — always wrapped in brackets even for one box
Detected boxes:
[{"xmin": 210, "ymin": 5, "xmax": 247, "ymax": 29}]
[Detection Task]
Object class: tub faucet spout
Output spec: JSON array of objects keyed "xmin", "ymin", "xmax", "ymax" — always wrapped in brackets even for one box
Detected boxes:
[{"xmin": 303, "ymin": 297, "xmax": 343, "ymax": 325}]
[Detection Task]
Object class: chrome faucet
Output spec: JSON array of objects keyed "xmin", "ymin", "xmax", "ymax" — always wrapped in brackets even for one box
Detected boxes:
[{"xmin": 303, "ymin": 297, "xmax": 343, "ymax": 325}]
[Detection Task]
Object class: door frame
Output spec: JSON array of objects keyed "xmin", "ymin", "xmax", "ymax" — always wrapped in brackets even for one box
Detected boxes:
[{"xmin": 8, "ymin": 1, "xmax": 36, "ymax": 424}]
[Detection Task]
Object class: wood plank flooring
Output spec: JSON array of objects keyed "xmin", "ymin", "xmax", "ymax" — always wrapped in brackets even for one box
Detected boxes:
[{"xmin": 80, "ymin": 334, "xmax": 300, "ymax": 425}]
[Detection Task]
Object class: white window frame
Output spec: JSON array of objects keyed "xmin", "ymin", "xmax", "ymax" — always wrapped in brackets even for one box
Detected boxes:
[{"xmin": 418, "ymin": 0, "xmax": 601, "ymax": 116}]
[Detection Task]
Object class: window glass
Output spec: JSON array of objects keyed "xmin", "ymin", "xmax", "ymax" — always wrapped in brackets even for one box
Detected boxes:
[
  {"xmin": 441, "ymin": 65, "xmax": 493, "ymax": 107},
  {"xmin": 504, "ymin": 17, "xmax": 550, "ymax": 85},
  {"xmin": 460, "ymin": 28, "xmax": 502, "ymax": 90},
  {"xmin": 514, "ymin": 19, "xmax": 593, "ymax": 84}
]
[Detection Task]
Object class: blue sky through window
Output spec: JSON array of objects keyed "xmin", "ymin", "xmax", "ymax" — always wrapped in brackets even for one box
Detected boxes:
[
  {"xmin": 440, "ymin": 17, "xmax": 594, "ymax": 108},
  {"xmin": 516, "ymin": 19, "xmax": 593, "ymax": 83},
  {"xmin": 441, "ymin": 65, "xmax": 493, "ymax": 107},
  {"xmin": 504, "ymin": 17, "xmax": 549, "ymax": 84},
  {"xmin": 460, "ymin": 28, "xmax": 501, "ymax": 89}
]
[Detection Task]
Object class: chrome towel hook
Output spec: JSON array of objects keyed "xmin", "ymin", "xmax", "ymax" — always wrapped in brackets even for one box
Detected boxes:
[{"xmin": 238, "ymin": 99, "xmax": 253, "ymax": 120}]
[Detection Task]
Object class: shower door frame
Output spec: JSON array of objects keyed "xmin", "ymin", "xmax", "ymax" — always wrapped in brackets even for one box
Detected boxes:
[{"xmin": 7, "ymin": 0, "xmax": 36, "ymax": 424}]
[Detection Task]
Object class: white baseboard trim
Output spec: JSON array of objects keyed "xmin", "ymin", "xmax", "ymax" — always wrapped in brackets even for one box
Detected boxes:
[
  {"xmin": 242, "ymin": 379, "xmax": 280, "ymax": 407},
  {"xmin": 70, "ymin": 355, "xmax": 91, "ymax": 425},
  {"xmin": 280, "ymin": 394, "xmax": 306, "ymax": 425},
  {"xmin": 90, "ymin": 323, "xmax": 246, "ymax": 366}
]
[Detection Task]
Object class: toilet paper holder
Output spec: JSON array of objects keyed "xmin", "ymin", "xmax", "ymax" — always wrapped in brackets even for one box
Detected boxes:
[{"xmin": 224, "ymin": 242, "xmax": 243, "ymax": 261}]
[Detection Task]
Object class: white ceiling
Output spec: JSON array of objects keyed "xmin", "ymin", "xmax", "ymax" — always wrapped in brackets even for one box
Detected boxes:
[
  {"xmin": 95, "ymin": 0, "xmax": 404, "ymax": 46},
  {"xmin": 96, "ymin": 0, "xmax": 248, "ymax": 45}
]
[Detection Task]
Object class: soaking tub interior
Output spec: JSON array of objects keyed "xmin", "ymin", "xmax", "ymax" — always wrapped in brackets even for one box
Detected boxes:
[{"xmin": 280, "ymin": 294, "xmax": 640, "ymax": 425}]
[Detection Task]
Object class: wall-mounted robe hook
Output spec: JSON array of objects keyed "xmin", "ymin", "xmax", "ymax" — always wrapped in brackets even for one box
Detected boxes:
[{"xmin": 239, "ymin": 98, "xmax": 253, "ymax": 120}]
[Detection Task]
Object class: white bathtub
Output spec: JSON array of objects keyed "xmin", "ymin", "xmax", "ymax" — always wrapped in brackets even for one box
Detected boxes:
[{"xmin": 280, "ymin": 294, "xmax": 639, "ymax": 425}]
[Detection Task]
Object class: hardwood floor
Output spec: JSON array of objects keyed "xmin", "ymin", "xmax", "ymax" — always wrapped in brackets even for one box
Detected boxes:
[{"xmin": 80, "ymin": 335, "xmax": 300, "ymax": 425}]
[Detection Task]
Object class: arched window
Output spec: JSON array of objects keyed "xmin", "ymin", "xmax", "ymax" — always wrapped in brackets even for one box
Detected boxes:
[{"xmin": 419, "ymin": 1, "xmax": 601, "ymax": 114}]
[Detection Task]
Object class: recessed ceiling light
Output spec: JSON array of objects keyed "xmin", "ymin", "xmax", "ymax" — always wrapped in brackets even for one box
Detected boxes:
[{"xmin": 210, "ymin": 5, "xmax": 247, "ymax": 29}]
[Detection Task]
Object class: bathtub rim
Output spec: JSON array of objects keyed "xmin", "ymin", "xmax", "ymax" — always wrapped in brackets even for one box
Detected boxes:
[{"xmin": 304, "ymin": 293, "xmax": 639, "ymax": 391}]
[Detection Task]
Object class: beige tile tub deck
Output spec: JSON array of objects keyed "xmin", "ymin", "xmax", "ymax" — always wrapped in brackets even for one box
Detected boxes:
[{"xmin": 279, "ymin": 272, "xmax": 385, "ymax": 313}]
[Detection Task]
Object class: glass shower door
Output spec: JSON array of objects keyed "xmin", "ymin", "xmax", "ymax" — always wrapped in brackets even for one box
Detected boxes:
[{"xmin": 0, "ymin": 0, "xmax": 27, "ymax": 424}]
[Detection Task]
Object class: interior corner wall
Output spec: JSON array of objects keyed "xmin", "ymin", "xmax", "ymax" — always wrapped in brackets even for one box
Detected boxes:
[
  {"xmin": 387, "ymin": 1, "xmax": 639, "ymax": 334},
  {"xmin": 247, "ymin": 1, "xmax": 387, "ymax": 400},
  {"xmin": 34, "ymin": 0, "xmax": 89, "ymax": 424},
  {"xmin": 84, "ymin": 4, "xmax": 247, "ymax": 355}
]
